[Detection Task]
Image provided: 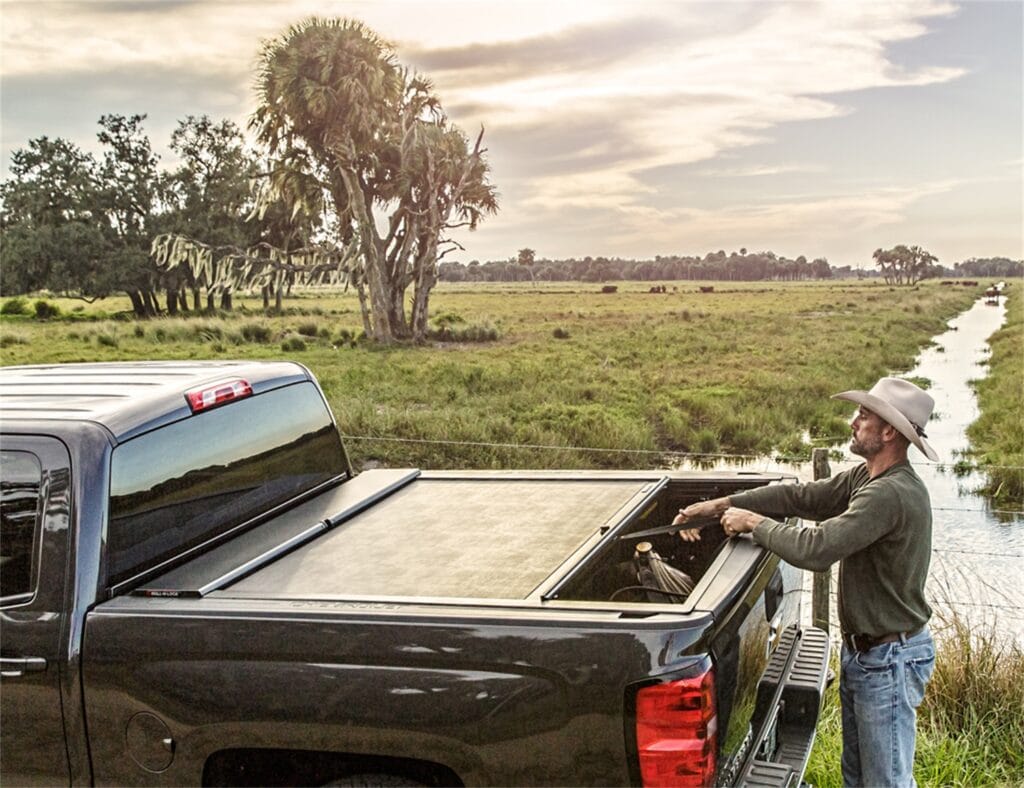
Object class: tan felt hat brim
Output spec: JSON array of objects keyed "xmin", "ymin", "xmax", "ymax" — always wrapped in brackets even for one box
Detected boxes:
[{"xmin": 832, "ymin": 390, "xmax": 939, "ymax": 462}]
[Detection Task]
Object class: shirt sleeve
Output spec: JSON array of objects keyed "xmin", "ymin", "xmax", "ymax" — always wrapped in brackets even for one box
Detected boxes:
[
  {"xmin": 729, "ymin": 468, "xmax": 860, "ymax": 523},
  {"xmin": 750, "ymin": 477, "xmax": 900, "ymax": 571}
]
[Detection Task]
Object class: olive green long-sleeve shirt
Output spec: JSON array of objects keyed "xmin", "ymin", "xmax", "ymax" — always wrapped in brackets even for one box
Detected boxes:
[{"xmin": 729, "ymin": 461, "xmax": 932, "ymax": 637}]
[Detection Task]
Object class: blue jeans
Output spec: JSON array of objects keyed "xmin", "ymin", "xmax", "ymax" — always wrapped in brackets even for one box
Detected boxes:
[{"xmin": 839, "ymin": 628, "xmax": 936, "ymax": 787}]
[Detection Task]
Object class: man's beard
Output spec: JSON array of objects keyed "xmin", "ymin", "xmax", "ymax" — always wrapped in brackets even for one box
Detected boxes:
[{"xmin": 850, "ymin": 434, "xmax": 883, "ymax": 458}]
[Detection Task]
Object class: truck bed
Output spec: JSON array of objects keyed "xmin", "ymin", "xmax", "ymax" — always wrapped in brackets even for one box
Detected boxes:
[
  {"xmin": 138, "ymin": 468, "xmax": 788, "ymax": 612},
  {"xmin": 233, "ymin": 476, "xmax": 654, "ymax": 599},
  {"xmin": 138, "ymin": 469, "xmax": 662, "ymax": 600}
]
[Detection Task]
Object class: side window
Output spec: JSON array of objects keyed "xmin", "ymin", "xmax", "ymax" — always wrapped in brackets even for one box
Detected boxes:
[{"xmin": 0, "ymin": 450, "xmax": 42, "ymax": 600}]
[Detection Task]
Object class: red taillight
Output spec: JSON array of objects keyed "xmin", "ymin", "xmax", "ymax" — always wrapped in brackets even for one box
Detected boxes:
[
  {"xmin": 635, "ymin": 668, "xmax": 717, "ymax": 787},
  {"xmin": 184, "ymin": 379, "xmax": 253, "ymax": 413}
]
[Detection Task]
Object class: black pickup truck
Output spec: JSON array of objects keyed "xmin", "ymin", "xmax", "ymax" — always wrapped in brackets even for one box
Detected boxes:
[{"xmin": 0, "ymin": 361, "xmax": 828, "ymax": 787}]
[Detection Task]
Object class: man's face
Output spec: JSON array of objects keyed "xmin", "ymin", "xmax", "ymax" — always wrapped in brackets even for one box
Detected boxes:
[{"xmin": 850, "ymin": 406, "xmax": 886, "ymax": 458}]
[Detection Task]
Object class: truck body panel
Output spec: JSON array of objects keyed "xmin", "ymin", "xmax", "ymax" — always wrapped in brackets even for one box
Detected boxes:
[{"xmin": 0, "ymin": 362, "xmax": 828, "ymax": 787}]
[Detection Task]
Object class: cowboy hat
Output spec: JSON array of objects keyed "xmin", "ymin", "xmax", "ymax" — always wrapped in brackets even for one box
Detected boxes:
[{"xmin": 832, "ymin": 377, "xmax": 938, "ymax": 461}]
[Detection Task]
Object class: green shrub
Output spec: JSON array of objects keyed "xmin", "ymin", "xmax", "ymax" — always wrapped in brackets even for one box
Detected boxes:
[
  {"xmin": 0, "ymin": 334, "xmax": 29, "ymax": 347},
  {"xmin": 428, "ymin": 320, "xmax": 500, "ymax": 343},
  {"xmin": 97, "ymin": 333, "xmax": 118, "ymax": 348},
  {"xmin": 552, "ymin": 327, "xmax": 571, "ymax": 339},
  {"xmin": 133, "ymin": 324, "xmax": 145, "ymax": 338},
  {"xmin": 1, "ymin": 297, "xmax": 29, "ymax": 316},
  {"xmin": 281, "ymin": 336, "xmax": 307, "ymax": 352},
  {"xmin": 296, "ymin": 321, "xmax": 319, "ymax": 337},
  {"xmin": 240, "ymin": 323, "xmax": 272, "ymax": 343},
  {"xmin": 194, "ymin": 324, "xmax": 224, "ymax": 342},
  {"xmin": 33, "ymin": 300, "xmax": 60, "ymax": 320},
  {"xmin": 432, "ymin": 311, "xmax": 466, "ymax": 327},
  {"xmin": 693, "ymin": 428, "xmax": 719, "ymax": 455}
]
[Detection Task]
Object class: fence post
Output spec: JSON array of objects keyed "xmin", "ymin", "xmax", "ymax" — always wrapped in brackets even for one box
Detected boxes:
[{"xmin": 811, "ymin": 448, "xmax": 831, "ymax": 633}]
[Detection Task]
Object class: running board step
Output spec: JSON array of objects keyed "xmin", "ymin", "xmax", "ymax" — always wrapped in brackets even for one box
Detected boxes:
[{"xmin": 739, "ymin": 625, "xmax": 831, "ymax": 786}]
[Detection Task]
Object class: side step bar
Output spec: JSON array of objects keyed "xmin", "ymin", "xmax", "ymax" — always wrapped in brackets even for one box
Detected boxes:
[{"xmin": 737, "ymin": 624, "xmax": 830, "ymax": 787}]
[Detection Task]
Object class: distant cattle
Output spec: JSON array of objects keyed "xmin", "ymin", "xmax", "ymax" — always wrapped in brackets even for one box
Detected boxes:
[
  {"xmin": 699, "ymin": 286, "xmax": 715, "ymax": 294},
  {"xmin": 601, "ymin": 285, "xmax": 618, "ymax": 294},
  {"xmin": 648, "ymin": 285, "xmax": 667, "ymax": 293}
]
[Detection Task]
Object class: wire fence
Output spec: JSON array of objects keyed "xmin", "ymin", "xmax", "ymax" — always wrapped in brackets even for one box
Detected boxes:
[
  {"xmin": 341, "ymin": 433, "xmax": 1024, "ymax": 472},
  {"xmin": 826, "ymin": 590, "xmax": 1024, "ymax": 614},
  {"xmin": 340, "ymin": 433, "xmax": 1024, "ymax": 519}
]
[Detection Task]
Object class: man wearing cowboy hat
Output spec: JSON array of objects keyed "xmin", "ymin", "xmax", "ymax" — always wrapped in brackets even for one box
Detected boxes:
[{"xmin": 674, "ymin": 377, "xmax": 937, "ymax": 787}]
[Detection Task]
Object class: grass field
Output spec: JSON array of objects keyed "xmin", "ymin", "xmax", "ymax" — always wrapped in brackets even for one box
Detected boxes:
[{"xmin": 0, "ymin": 280, "xmax": 984, "ymax": 472}]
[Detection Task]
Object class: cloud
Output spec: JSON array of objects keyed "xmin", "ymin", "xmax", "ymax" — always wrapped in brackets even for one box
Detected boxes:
[
  {"xmin": 466, "ymin": 178, "xmax": 963, "ymax": 264},
  {"xmin": 697, "ymin": 164, "xmax": 828, "ymax": 178},
  {"xmin": 412, "ymin": 1, "xmax": 966, "ymax": 228},
  {"xmin": 401, "ymin": 16, "xmax": 688, "ymax": 86},
  {"xmin": 3, "ymin": 0, "xmax": 1001, "ymax": 264},
  {"xmin": 1, "ymin": 63, "xmax": 251, "ymax": 168}
]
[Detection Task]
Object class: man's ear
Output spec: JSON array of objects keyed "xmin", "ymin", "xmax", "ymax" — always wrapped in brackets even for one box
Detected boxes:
[{"xmin": 880, "ymin": 422, "xmax": 900, "ymax": 444}]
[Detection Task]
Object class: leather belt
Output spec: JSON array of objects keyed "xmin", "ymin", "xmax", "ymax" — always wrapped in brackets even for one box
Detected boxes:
[{"xmin": 842, "ymin": 628, "xmax": 921, "ymax": 652}]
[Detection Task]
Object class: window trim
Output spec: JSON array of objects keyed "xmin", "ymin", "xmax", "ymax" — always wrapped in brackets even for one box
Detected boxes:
[
  {"xmin": 0, "ymin": 437, "xmax": 71, "ymax": 611},
  {"xmin": 105, "ymin": 381, "xmax": 348, "ymax": 595},
  {"xmin": 107, "ymin": 473, "xmax": 347, "ymax": 597}
]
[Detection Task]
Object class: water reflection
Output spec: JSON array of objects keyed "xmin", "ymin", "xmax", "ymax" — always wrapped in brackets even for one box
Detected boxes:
[{"xmin": 672, "ymin": 296, "xmax": 1024, "ymax": 637}]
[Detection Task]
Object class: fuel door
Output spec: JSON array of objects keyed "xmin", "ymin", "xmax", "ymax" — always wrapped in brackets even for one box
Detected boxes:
[{"xmin": 125, "ymin": 712, "xmax": 174, "ymax": 773}]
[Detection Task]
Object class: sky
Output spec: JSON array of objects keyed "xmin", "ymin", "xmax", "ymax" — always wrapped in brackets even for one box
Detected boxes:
[{"xmin": 1, "ymin": 0, "xmax": 1021, "ymax": 267}]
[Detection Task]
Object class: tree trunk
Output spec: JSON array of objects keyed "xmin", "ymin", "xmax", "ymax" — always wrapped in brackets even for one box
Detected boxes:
[
  {"xmin": 193, "ymin": 289, "xmax": 201, "ymax": 311},
  {"xmin": 365, "ymin": 247, "xmax": 398, "ymax": 342},
  {"xmin": 178, "ymin": 289, "xmax": 190, "ymax": 312},
  {"xmin": 356, "ymin": 283, "xmax": 372, "ymax": 338},
  {"xmin": 388, "ymin": 283, "xmax": 409, "ymax": 340},
  {"xmin": 275, "ymin": 284, "xmax": 283, "ymax": 312},
  {"xmin": 220, "ymin": 291, "xmax": 232, "ymax": 310},
  {"xmin": 411, "ymin": 250, "xmax": 437, "ymax": 342},
  {"xmin": 207, "ymin": 291, "xmax": 215, "ymax": 311},
  {"xmin": 342, "ymin": 167, "xmax": 396, "ymax": 343},
  {"xmin": 166, "ymin": 288, "xmax": 178, "ymax": 316},
  {"xmin": 127, "ymin": 290, "xmax": 146, "ymax": 318},
  {"xmin": 262, "ymin": 286, "xmax": 270, "ymax": 310},
  {"xmin": 141, "ymin": 290, "xmax": 159, "ymax": 317}
]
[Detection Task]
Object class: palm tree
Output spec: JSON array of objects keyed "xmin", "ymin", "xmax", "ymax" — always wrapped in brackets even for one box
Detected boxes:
[{"xmin": 251, "ymin": 17, "xmax": 497, "ymax": 342}]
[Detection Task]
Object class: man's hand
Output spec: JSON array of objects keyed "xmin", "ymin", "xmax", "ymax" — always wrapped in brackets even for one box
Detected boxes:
[
  {"xmin": 720, "ymin": 507, "xmax": 764, "ymax": 537},
  {"xmin": 673, "ymin": 496, "xmax": 731, "ymax": 541}
]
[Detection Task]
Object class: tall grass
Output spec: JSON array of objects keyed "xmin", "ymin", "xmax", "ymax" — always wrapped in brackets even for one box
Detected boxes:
[
  {"xmin": 966, "ymin": 286, "xmax": 1023, "ymax": 508},
  {"xmin": 806, "ymin": 600, "xmax": 1024, "ymax": 787},
  {"xmin": 0, "ymin": 280, "xmax": 988, "ymax": 470}
]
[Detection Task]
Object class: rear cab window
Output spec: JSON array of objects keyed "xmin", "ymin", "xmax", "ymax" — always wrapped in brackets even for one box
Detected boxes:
[{"xmin": 107, "ymin": 381, "xmax": 347, "ymax": 590}]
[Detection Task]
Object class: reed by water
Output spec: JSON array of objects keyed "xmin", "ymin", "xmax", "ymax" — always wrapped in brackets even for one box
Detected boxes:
[
  {"xmin": 966, "ymin": 287, "xmax": 1023, "ymax": 509},
  {"xmin": 806, "ymin": 601, "xmax": 1024, "ymax": 787}
]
